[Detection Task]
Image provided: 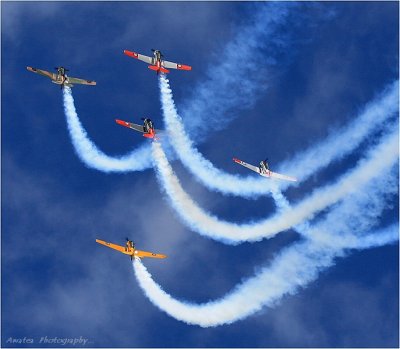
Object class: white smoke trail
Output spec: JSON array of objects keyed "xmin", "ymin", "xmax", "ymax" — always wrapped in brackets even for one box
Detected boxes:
[
  {"xmin": 151, "ymin": 129, "xmax": 398, "ymax": 244},
  {"xmin": 61, "ymin": 3, "xmax": 299, "ymax": 173},
  {"xmin": 179, "ymin": 2, "xmax": 297, "ymax": 138},
  {"xmin": 160, "ymin": 75, "xmax": 398, "ymax": 197},
  {"xmin": 62, "ymin": 87, "xmax": 152, "ymax": 172},
  {"xmin": 133, "ymin": 160, "xmax": 398, "ymax": 327},
  {"xmin": 133, "ymin": 224, "xmax": 398, "ymax": 327}
]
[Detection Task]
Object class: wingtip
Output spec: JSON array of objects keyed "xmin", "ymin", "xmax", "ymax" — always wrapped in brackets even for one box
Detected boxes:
[
  {"xmin": 124, "ymin": 50, "xmax": 137, "ymax": 58},
  {"xmin": 115, "ymin": 119, "xmax": 129, "ymax": 127},
  {"xmin": 177, "ymin": 64, "xmax": 192, "ymax": 71}
]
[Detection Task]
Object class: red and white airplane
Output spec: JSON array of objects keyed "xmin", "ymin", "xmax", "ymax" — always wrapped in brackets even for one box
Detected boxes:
[
  {"xmin": 115, "ymin": 118, "xmax": 161, "ymax": 139},
  {"xmin": 233, "ymin": 158, "xmax": 297, "ymax": 182},
  {"xmin": 124, "ymin": 49, "xmax": 191, "ymax": 74}
]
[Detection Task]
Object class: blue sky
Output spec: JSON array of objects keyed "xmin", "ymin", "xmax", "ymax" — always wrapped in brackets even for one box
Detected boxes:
[{"xmin": 2, "ymin": 1, "xmax": 399, "ymax": 347}]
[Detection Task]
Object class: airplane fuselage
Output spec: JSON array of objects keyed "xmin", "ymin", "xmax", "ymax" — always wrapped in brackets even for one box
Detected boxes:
[
  {"xmin": 150, "ymin": 51, "xmax": 169, "ymax": 74},
  {"xmin": 51, "ymin": 75, "xmax": 74, "ymax": 88},
  {"xmin": 51, "ymin": 74, "xmax": 66, "ymax": 85},
  {"xmin": 259, "ymin": 161, "xmax": 270, "ymax": 175},
  {"xmin": 259, "ymin": 168, "xmax": 271, "ymax": 177}
]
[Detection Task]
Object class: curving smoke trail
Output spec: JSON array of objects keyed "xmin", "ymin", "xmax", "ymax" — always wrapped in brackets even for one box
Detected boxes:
[
  {"xmin": 151, "ymin": 128, "xmax": 398, "ymax": 244},
  {"xmin": 57, "ymin": 2, "xmax": 399, "ymax": 329},
  {"xmin": 178, "ymin": 2, "xmax": 298, "ymax": 138},
  {"xmin": 62, "ymin": 87, "xmax": 152, "ymax": 172},
  {"xmin": 133, "ymin": 227, "xmax": 397, "ymax": 327},
  {"xmin": 160, "ymin": 75, "xmax": 398, "ymax": 197},
  {"xmin": 133, "ymin": 161, "xmax": 398, "ymax": 327},
  {"xmin": 61, "ymin": 2, "xmax": 300, "ymax": 173}
]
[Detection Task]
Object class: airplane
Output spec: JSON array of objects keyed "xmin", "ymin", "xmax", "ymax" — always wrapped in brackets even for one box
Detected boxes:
[
  {"xmin": 233, "ymin": 157, "xmax": 297, "ymax": 182},
  {"xmin": 123, "ymin": 49, "xmax": 192, "ymax": 74},
  {"xmin": 96, "ymin": 238, "xmax": 167, "ymax": 260},
  {"xmin": 115, "ymin": 117, "xmax": 161, "ymax": 139},
  {"xmin": 26, "ymin": 66, "xmax": 96, "ymax": 88}
]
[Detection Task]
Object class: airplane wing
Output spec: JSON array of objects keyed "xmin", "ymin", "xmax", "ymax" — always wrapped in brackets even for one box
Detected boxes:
[
  {"xmin": 27, "ymin": 66, "xmax": 56, "ymax": 80},
  {"xmin": 162, "ymin": 60, "xmax": 192, "ymax": 71},
  {"xmin": 96, "ymin": 239, "xmax": 127, "ymax": 254},
  {"xmin": 115, "ymin": 119, "xmax": 145, "ymax": 133},
  {"xmin": 124, "ymin": 50, "xmax": 154, "ymax": 64},
  {"xmin": 135, "ymin": 250, "xmax": 167, "ymax": 259},
  {"xmin": 269, "ymin": 171, "xmax": 297, "ymax": 182},
  {"xmin": 233, "ymin": 158, "xmax": 297, "ymax": 182},
  {"xmin": 67, "ymin": 76, "xmax": 96, "ymax": 86},
  {"xmin": 233, "ymin": 158, "xmax": 260, "ymax": 174}
]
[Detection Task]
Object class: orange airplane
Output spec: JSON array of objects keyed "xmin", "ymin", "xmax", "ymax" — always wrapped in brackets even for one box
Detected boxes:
[{"xmin": 96, "ymin": 238, "xmax": 167, "ymax": 260}]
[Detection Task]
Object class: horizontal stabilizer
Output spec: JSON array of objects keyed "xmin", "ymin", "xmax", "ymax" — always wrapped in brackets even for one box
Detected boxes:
[
  {"xmin": 147, "ymin": 65, "xmax": 170, "ymax": 74},
  {"xmin": 143, "ymin": 133, "xmax": 155, "ymax": 139}
]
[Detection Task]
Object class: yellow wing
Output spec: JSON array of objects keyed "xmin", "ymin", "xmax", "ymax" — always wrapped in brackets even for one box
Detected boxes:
[
  {"xmin": 96, "ymin": 239, "xmax": 130, "ymax": 255},
  {"xmin": 96, "ymin": 239, "xmax": 167, "ymax": 259},
  {"xmin": 134, "ymin": 250, "xmax": 167, "ymax": 259}
]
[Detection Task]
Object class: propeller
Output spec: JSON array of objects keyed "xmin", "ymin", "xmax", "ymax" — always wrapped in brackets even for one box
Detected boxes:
[
  {"xmin": 126, "ymin": 237, "xmax": 135, "ymax": 244},
  {"xmin": 55, "ymin": 67, "xmax": 69, "ymax": 72},
  {"xmin": 151, "ymin": 49, "xmax": 163, "ymax": 57}
]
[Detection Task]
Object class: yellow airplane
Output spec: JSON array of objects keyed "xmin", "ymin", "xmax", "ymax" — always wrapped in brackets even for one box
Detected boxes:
[{"xmin": 96, "ymin": 238, "xmax": 167, "ymax": 260}]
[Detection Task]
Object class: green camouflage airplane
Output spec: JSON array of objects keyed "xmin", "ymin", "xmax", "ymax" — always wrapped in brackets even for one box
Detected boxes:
[{"xmin": 27, "ymin": 66, "xmax": 96, "ymax": 88}]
